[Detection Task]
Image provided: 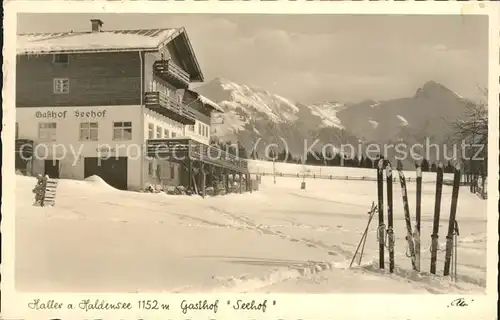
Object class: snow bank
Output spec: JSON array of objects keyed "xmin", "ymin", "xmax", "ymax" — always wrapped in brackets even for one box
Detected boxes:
[{"xmin": 83, "ymin": 175, "xmax": 117, "ymax": 190}]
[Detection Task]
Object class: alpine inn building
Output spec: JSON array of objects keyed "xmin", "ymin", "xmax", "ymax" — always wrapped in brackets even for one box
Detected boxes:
[{"xmin": 15, "ymin": 19, "xmax": 250, "ymax": 192}]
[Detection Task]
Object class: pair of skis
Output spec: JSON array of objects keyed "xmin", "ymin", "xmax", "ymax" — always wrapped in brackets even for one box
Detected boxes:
[
  {"xmin": 430, "ymin": 163, "xmax": 461, "ymax": 276},
  {"xmin": 377, "ymin": 158, "xmax": 397, "ymax": 272},
  {"xmin": 377, "ymin": 159, "xmax": 421, "ymax": 272},
  {"xmin": 376, "ymin": 159, "xmax": 398, "ymax": 273}
]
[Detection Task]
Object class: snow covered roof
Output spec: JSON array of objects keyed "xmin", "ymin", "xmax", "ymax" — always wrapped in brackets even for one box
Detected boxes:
[
  {"xmin": 17, "ymin": 27, "xmax": 204, "ymax": 82},
  {"xmin": 17, "ymin": 28, "xmax": 182, "ymax": 54},
  {"xmin": 199, "ymin": 95, "xmax": 224, "ymax": 113},
  {"xmin": 185, "ymin": 89, "xmax": 224, "ymax": 113}
]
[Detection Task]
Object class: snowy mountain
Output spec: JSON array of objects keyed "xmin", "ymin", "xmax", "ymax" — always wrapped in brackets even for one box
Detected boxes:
[
  {"xmin": 195, "ymin": 78, "xmax": 474, "ymax": 162},
  {"xmin": 335, "ymin": 81, "xmax": 474, "ymax": 161},
  {"xmin": 196, "ymin": 77, "xmax": 358, "ymax": 158}
]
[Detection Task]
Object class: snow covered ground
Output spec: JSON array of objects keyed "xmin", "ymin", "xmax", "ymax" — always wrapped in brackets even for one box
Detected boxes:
[{"xmin": 16, "ymin": 171, "xmax": 486, "ymax": 293}]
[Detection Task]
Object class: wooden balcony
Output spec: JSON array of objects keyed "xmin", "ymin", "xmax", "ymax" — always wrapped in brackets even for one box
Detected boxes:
[
  {"xmin": 15, "ymin": 139, "xmax": 34, "ymax": 158},
  {"xmin": 153, "ymin": 60, "xmax": 190, "ymax": 89},
  {"xmin": 146, "ymin": 138, "xmax": 249, "ymax": 173},
  {"xmin": 144, "ymin": 91, "xmax": 196, "ymax": 125}
]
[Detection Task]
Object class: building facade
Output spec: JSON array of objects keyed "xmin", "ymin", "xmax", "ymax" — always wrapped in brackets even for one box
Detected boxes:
[{"xmin": 16, "ymin": 19, "xmax": 248, "ymax": 192}]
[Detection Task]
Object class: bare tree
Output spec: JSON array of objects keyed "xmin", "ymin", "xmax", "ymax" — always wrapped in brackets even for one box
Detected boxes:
[{"xmin": 451, "ymin": 87, "xmax": 488, "ymax": 196}]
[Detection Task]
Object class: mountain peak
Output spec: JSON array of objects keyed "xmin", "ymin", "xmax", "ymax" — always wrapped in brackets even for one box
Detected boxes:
[
  {"xmin": 211, "ymin": 76, "xmax": 232, "ymax": 85},
  {"xmin": 422, "ymin": 80, "xmax": 448, "ymax": 91},
  {"xmin": 415, "ymin": 80, "xmax": 461, "ymax": 99}
]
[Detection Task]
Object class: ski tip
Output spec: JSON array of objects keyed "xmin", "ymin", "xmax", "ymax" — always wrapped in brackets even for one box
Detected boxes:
[
  {"xmin": 385, "ymin": 165, "xmax": 392, "ymax": 176},
  {"xmin": 378, "ymin": 159, "xmax": 384, "ymax": 169}
]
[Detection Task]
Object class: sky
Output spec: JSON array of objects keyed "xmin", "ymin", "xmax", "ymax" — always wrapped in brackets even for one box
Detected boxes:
[{"xmin": 18, "ymin": 13, "xmax": 488, "ymax": 104}]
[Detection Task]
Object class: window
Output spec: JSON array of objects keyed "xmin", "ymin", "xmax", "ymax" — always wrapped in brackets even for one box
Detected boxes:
[
  {"xmin": 198, "ymin": 123, "xmax": 202, "ymax": 135},
  {"xmin": 79, "ymin": 122, "xmax": 98, "ymax": 141},
  {"xmin": 156, "ymin": 126, "xmax": 162, "ymax": 138},
  {"xmin": 188, "ymin": 125, "xmax": 195, "ymax": 132},
  {"xmin": 38, "ymin": 122, "xmax": 57, "ymax": 141},
  {"xmin": 53, "ymin": 78, "xmax": 69, "ymax": 94},
  {"xmin": 170, "ymin": 166, "xmax": 175, "ymax": 179},
  {"xmin": 148, "ymin": 123, "xmax": 154, "ymax": 139},
  {"xmin": 53, "ymin": 54, "xmax": 69, "ymax": 64},
  {"xmin": 164, "ymin": 128, "xmax": 170, "ymax": 138},
  {"xmin": 171, "ymin": 132, "xmax": 176, "ymax": 138},
  {"xmin": 113, "ymin": 122, "xmax": 132, "ymax": 141},
  {"xmin": 15, "ymin": 123, "xmax": 19, "ymax": 139}
]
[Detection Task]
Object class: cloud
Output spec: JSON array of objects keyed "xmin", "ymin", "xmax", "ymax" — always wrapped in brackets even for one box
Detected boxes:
[{"xmin": 179, "ymin": 14, "xmax": 487, "ymax": 102}]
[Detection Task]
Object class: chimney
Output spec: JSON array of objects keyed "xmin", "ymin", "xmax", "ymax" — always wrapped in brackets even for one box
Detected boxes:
[{"xmin": 90, "ymin": 19, "xmax": 103, "ymax": 32}]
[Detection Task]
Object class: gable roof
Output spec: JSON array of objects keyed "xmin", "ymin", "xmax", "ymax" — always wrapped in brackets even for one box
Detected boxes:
[{"xmin": 17, "ymin": 27, "xmax": 204, "ymax": 82}]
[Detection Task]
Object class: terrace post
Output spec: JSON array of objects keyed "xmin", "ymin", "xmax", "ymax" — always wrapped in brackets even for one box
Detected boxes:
[
  {"xmin": 230, "ymin": 172, "xmax": 235, "ymax": 193},
  {"xmin": 247, "ymin": 173, "xmax": 251, "ymax": 193},
  {"xmin": 225, "ymin": 169, "xmax": 230, "ymax": 194},
  {"xmin": 188, "ymin": 159, "xmax": 193, "ymax": 192},
  {"xmin": 207, "ymin": 164, "xmax": 213, "ymax": 189},
  {"xmin": 239, "ymin": 173, "xmax": 243, "ymax": 194},
  {"xmin": 199, "ymin": 163, "xmax": 205, "ymax": 197}
]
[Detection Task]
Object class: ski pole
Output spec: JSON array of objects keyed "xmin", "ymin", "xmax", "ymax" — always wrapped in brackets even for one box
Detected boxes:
[
  {"xmin": 358, "ymin": 207, "xmax": 375, "ymax": 265},
  {"xmin": 349, "ymin": 203, "xmax": 376, "ymax": 268}
]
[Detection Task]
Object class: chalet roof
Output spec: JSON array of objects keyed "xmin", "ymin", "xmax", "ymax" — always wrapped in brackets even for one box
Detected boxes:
[
  {"xmin": 17, "ymin": 27, "xmax": 204, "ymax": 81},
  {"xmin": 199, "ymin": 95, "xmax": 224, "ymax": 113},
  {"xmin": 185, "ymin": 89, "xmax": 224, "ymax": 113}
]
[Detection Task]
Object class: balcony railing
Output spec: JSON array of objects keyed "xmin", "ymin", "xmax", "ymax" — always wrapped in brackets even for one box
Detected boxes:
[
  {"xmin": 146, "ymin": 138, "xmax": 249, "ymax": 173},
  {"xmin": 144, "ymin": 91, "xmax": 196, "ymax": 125},
  {"xmin": 153, "ymin": 60, "xmax": 190, "ymax": 89}
]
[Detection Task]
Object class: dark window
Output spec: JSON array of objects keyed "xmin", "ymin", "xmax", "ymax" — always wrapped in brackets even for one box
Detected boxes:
[
  {"xmin": 170, "ymin": 166, "xmax": 175, "ymax": 179},
  {"xmin": 53, "ymin": 54, "xmax": 69, "ymax": 64}
]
